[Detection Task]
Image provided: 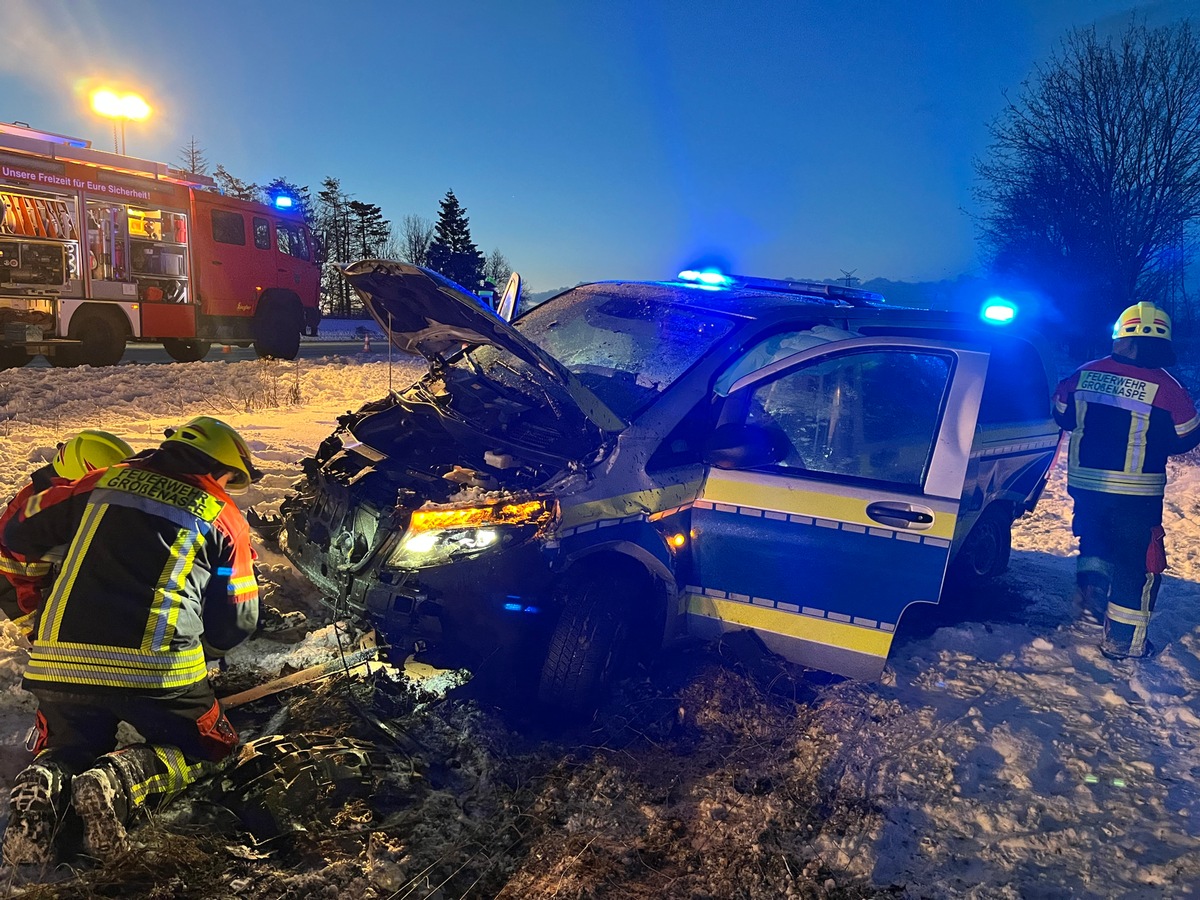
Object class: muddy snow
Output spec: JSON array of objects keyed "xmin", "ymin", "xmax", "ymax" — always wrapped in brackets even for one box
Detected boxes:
[{"xmin": 0, "ymin": 354, "xmax": 1199, "ymax": 899}]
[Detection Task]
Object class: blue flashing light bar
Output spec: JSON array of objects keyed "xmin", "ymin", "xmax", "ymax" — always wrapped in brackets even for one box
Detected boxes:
[
  {"xmin": 678, "ymin": 269, "xmax": 734, "ymax": 287},
  {"xmin": 981, "ymin": 297, "xmax": 1018, "ymax": 325},
  {"xmin": 273, "ymin": 195, "xmax": 295, "ymax": 210}
]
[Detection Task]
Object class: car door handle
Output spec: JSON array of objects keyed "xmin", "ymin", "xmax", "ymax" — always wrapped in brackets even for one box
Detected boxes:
[
  {"xmin": 866, "ymin": 501, "xmax": 935, "ymax": 530},
  {"xmin": 210, "ymin": 260, "xmax": 222, "ymax": 265}
]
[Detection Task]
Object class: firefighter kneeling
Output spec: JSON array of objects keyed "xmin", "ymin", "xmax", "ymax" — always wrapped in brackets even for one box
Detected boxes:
[{"xmin": 0, "ymin": 416, "xmax": 262, "ymax": 866}]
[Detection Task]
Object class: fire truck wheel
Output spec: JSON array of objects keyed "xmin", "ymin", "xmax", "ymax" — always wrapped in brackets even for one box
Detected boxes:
[
  {"xmin": 0, "ymin": 346, "xmax": 29, "ymax": 370},
  {"xmin": 66, "ymin": 310, "xmax": 127, "ymax": 367},
  {"xmin": 253, "ymin": 292, "xmax": 303, "ymax": 360},
  {"xmin": 163, "ymin": 338, "xmax": 212, "ymax": 363}
]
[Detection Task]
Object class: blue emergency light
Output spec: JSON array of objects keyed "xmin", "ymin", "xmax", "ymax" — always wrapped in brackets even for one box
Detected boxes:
[
  {"xmin": 981, "ymin": 297, "xmax": 1018, "ymax": 325},
  {"xmin": 678, "ymin": 269, "xmax": 733, "ymax": 288},
  {"xmin": 273, "ymin": 195, "xmax": 295, "ymax": 210}
]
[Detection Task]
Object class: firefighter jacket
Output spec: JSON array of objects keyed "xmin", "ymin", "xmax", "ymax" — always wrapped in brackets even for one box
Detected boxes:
[
  {"xmin": 1053, "ymin": 354, "xmax": 1200, "ymax": 497},
  {"xmin": 0, "ymin": 464, "xmax": 60, "ymax": 614},
  {"xmin": 3, "ymin": 460, "xmax": 259, "ymax": 691}
]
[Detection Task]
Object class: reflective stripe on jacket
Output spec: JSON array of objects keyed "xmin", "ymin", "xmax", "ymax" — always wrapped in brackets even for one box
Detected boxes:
[
  {"xmin": 3, "ymin": 461, "xmax": 259, "ymax": 690},
  {"xmin": 1053, "ymin": 356, "xmax": 1200, "ymax": 497}
]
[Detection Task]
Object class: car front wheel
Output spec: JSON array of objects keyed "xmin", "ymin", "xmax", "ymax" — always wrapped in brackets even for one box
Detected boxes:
[{"xmin": 538, "ymin": 571, "xmax": 635, "ymax": 715}]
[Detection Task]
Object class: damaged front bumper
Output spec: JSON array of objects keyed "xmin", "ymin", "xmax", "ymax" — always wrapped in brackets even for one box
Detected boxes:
[{"xmin": 278, "ymin": 500, "xmax": 562, "ymax": 674}]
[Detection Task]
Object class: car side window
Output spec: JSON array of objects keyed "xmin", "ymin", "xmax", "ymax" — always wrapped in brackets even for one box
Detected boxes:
[
  {"xmin": 978, "ymin": 336, "xmax": 1050, "ymax": 424},
  {"xmin": 741, "ymin": 349, "xmax": 952, "ymax": 487},
  {"xmin": 647, "ymin": 397, "xmax": 717, "ymax": 471}
]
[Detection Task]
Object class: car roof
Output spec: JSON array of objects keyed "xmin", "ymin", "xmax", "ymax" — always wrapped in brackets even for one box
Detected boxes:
[{"xmin": 573, "ymin": 277, "xmax": 1013, "ymax": 335}]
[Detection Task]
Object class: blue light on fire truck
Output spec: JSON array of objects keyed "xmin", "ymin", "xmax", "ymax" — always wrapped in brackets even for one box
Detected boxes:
[
  {"xmin": 981, "ymin": 297, "xmax": 1018, "ymax": 325},
  {"xmin": 273, "ymin": 195, "xmax": 295, "ymax": 210}
]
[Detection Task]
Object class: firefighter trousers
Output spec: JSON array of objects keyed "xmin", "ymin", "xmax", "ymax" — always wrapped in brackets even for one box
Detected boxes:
[
  {"xmin": 24, "ymin": 680, "xmax": 239, "ymax": 820},
  {"xmin": 1069, "ymin": 487, "xmax": 1164, "ymax": 658}
]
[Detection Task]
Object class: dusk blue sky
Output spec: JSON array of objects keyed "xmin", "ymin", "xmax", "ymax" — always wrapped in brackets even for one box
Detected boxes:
[{"xmin": 3, "ymin": 1, "xmax": 1196, "ymax": 292}]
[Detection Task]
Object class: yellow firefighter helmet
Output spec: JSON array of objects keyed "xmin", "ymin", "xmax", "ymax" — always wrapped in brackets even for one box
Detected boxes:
[
  {"xmin": 52, "ymin": 429, "xmax": 134, "ymax": 480},
  {"xmin": 163, "ymin": 416, "xmax": 262, "ymax": 493}
]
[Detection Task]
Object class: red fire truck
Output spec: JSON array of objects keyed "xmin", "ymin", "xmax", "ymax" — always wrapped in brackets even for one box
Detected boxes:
[{"xmin": 0, "ymin": 122, "xmax": 320, "ymax": 369}]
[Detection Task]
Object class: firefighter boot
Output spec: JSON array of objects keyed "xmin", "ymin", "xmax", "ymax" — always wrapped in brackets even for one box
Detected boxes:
[
  {"xmin": 1074, "ymin": 583, "xmax": 1107, "ymax": 627},
  {"xmin": 71, "ymin": 762, "xmax": 130, "ymax": 861},
  {"xmin": 2, "ymin": 762, "xmax": 69, "ymax": 866}
]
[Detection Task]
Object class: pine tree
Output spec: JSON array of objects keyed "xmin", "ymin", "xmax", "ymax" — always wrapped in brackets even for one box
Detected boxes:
[
  {"xmin": 316, "ymin": 177, "xmax": 353, "ymax": 317},
  {"xmin": 177, "ymin": 136, "xmax": 209, "ymax": 175},
  {"xmin": 212, "ymin": 164, "xmax": 261, "ymax": 202},
  {"xmin": 347, "ymin": 200, "xmax": 391, "ymax": 260},
  {"xmin": 427, "ymin": 190, "xmax": 485, "ymax": 291},
  {"xmin": 263, "ymin": 177, "xmax": 315, "ymax": 230}
]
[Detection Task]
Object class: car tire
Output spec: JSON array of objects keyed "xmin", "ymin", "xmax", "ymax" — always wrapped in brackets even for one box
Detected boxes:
[
  {"xmin": 949, "ymin": 505, "xmax": 1012, "ymax": 587},
  {"xmin": 162, "ymin": 338, "xmax": 212, "ymax": 362},
  {"xmin": 538, "ymin": 571, "xmax": 635, "ymax": 715}
]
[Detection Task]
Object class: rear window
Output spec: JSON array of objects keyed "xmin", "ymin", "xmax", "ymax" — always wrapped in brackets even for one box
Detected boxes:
[{"xmin": 211, "ymin": 209, "xmax": 245, "ymax": 246}]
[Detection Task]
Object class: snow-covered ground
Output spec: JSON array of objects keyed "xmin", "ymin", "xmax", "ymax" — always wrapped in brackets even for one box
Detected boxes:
[{"xmin": 1, "ymin": 354, "xmax": 1199, "ymax": 898}]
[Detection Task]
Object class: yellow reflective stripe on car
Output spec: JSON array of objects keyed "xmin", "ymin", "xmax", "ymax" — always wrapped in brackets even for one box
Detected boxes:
[
  {"xmin": 143, "ymin": 527, "xmax": 203, "ymax": 653},
  {"xmin": 701, "ymin": 474, "xmax": 958, "ymax": 541},
  {"xmin": 40, "ymin": 501, "xmax": 108, "ymax": 644},
  {"xmin": 687, "ymin": 593, "xmax": 893, "ymax": 658},
  {"xmin": 558, "ymin": 480, "xmax": 704, "ymax": 531}
]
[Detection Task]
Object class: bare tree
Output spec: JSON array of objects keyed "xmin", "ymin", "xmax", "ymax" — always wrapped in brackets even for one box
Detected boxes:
[
  {"xmin": 483, "ymin": 248, "xmax": 512, "ymax": 286},
  {"xmin": 177, "ymin": 136, "xmax": 209, "ymax": 175},
  {"xmin": 976, "ymin": 20, "xmax": 1200, "ymax": 349},
  {"xmin": 398, "ymin": 214, "xmax": 434, "ymax": 267}
]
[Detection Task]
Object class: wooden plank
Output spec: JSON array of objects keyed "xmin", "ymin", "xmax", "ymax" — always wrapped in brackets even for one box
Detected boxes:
[{"xmin": 219, "ymin": 647, "xmax": 380, "ymax": 709}]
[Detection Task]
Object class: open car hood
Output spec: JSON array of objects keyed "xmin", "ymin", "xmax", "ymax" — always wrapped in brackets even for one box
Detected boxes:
[{"xmin": 343, "ymin": 260, "xmax": 624, "ymax": 433}]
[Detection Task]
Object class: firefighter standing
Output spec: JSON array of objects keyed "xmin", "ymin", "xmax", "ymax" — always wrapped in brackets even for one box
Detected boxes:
[
  {"xmin": 1053, "ymin": 302, "xmax": 1200, "ymax": 660},
  {"xmin": 0, "ymin": 430, "xmax": 134, "ymax": 624},
  {"xmin": 0, "ymin": 416, "xmax": 261, "ymax": 866}
]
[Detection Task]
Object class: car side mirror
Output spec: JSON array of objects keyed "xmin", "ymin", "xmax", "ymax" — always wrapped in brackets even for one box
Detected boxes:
[{"xmin": 702, "ymin": 422, "xmax": 789, "ymax": 470}]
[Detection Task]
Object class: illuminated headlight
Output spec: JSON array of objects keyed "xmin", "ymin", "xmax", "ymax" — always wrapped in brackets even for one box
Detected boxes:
[{"xmin": 386, "ymin": 498, "xmax": 555, "ymax": 569}]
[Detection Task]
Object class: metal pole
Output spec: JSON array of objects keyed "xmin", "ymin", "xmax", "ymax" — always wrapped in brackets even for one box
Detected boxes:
[
  {"xmin": 120, "ymin": 120, "xmax": 126, "ymax": 155},
  {"xmin": 111, "ymin": 123, "xmax": 119, "ymax": 153}
]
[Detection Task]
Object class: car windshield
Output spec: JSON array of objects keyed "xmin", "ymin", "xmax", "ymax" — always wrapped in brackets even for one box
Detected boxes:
[{"xmin": 479, "ymin": 285, "xmax": 735, "ymax": 421}]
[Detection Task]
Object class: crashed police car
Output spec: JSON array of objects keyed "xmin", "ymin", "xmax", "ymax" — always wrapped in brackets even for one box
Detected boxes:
[{"xmin": 278, "ymin": 261, "xmax": 1058, "ymax": 712}]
